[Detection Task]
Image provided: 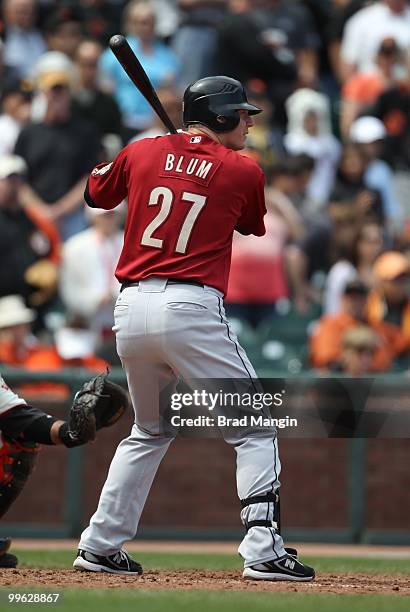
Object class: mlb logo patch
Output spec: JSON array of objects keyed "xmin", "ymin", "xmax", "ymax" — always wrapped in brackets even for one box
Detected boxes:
[{"xmin": 190, "ymin": 136, "xmax": 202, "ymax": 144}]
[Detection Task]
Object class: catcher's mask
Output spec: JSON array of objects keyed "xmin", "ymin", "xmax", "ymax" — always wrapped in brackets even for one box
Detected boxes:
[{"xmin": 182, "ymin": 76, "xmax": 261, "ymax": 133}]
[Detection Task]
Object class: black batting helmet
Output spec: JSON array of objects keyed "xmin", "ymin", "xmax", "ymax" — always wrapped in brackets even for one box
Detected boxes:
[{"xmin": 182, "ymin": 76, "xmax": 262, "ymax": 133}]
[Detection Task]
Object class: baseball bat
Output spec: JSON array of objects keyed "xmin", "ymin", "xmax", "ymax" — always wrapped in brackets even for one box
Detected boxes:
[{"xmin": 109, "ymin": 34, "xmax": 178, "ymax": 134}]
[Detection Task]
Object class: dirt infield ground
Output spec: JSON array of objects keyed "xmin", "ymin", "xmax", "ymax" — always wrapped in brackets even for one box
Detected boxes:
[
  {"xmin": 2, "ymin": 541, "xmax": 410, "ymax": 597},
  {"xmin": 1, "ymin": 568, "xmax": 409, "ymax": 596}
]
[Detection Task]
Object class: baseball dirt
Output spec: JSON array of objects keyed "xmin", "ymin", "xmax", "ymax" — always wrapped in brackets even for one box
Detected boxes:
[{"xmin": 1, "ymin": 569, "xmax": 409, "ymax": 595}]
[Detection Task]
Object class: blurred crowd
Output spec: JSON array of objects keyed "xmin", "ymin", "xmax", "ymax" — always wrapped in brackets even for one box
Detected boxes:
[{"xmin": 0, "ymin": 0, "xmax": 409, "ymax": 380}]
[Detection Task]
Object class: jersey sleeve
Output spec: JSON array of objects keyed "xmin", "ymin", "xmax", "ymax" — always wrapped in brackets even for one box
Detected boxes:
[
  {"xmin": 0, "ymin": 375, "xmax": 26, "ymax": 416},
  {"xmin": 236, "ymin": 165, "xmax": 266, "ymax": 236},
  {"xmin": 85, "ymin": 146, "xmax": 128, "ymax": 210}
]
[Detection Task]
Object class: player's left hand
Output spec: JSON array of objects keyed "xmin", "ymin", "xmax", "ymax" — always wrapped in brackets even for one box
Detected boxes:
[{"xmin": 68, "ymin": 371, "xmax": 130, "ymax": 445}]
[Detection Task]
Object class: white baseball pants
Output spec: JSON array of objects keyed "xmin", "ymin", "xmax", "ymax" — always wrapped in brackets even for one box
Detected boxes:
[{"xmin": 79, "ymin": 277, "xmax": 286, "ymax": 566}]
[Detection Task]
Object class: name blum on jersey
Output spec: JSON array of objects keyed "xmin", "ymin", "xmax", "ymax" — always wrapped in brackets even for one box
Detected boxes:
[
  {"xmin": 159, "ymin": 151, "xmax": 221, "ymax": 186},
  {"xmin": 164, "ymin": 154, "xmax": 212, "ymax": 178}
]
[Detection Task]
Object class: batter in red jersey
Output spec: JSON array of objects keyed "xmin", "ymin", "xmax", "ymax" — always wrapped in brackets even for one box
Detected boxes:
[
  {"xmin": 85, "ymin": 129, "xmax": 265, "ymax": 294},
  {"xmin": 75, "ymin": 76, "xmax": 315, "ymax": 582}
]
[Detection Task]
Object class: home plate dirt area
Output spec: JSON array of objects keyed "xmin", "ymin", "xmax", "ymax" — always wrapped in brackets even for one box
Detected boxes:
[
  {"xmin": 1, "ymin": 569, "xmax": 409, "ymax": 595},
  {"xmin": 1, "ymin": 542, "xmax": 409, "ymax": 596}
]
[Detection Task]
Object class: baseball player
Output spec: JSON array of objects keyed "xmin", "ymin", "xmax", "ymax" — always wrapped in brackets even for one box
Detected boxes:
[
  {"xmin": 0, "ymin": 372, "xmax": 129, "ymax": 568},
  {"xmin": 73, "ymin": 76, "xmax": 315, "ymax": 582}
]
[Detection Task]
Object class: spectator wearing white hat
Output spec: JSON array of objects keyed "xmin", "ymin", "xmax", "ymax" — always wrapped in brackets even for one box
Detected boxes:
[
  {"xmin": 0, "ymin": 294, "xmax": 107, "ymax": 377},
  {"xmin": 350, "ymin": 116, "xmax": 402, "ymax": 233},
  {"xmin": 60, "ymin": 206, "xmax": 124, "ymax": 338},
  {"xmin": 284, "ymin": 88, "xmax": 341, "ymax": 212},
  {"xmin": 0, "ymin": 295, "xmax": 35, "ymax": 330},
  {"xmin": 0, "ymin": 295, "xmax": 38, "ymax": 366}
]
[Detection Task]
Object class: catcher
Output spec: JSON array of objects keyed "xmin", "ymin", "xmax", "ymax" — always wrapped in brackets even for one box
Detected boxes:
[{"xmin": 0, "ymin": 371, "xmax": 129, "ymax": 568}]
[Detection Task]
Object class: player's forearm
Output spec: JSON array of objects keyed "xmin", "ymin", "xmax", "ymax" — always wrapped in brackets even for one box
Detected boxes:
[
  {"xmin": 1, "ymin": 406, "xmax": 70, "ymax": 447},
  {"xmin": 50, "ymin": 420, "xmax": 66, "ymax": 444}
]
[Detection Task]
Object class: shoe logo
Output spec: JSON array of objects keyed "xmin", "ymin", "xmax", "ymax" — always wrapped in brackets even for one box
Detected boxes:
[
  {"xmin": 284, "ymin": 558, "xmax": 296, "ymax": 570},
  {"xmin": 112, "ymin": 552, "xmax": 123, "ymax": 565},
  {"xmin": 110, "ymin": 550, "xmax": 129, "ymax": 569}
]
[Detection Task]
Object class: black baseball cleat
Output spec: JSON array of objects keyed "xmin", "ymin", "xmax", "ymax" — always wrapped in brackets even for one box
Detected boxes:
[
  {"xmin": 73, "ymin": 549, "xmax": 143, "ymax": 575},
  {"xmin": 243, "ymin": 554, "xmax": 315, "ymax": 582},
  {"xmin": 0, "ymin": 553, "xmax": 18, "ymax": 568}
]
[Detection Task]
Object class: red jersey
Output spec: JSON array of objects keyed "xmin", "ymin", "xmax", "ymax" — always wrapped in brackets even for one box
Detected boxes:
[{"xmin": 86, "ymin": 133, "xmax": 266, "ymax": 295}]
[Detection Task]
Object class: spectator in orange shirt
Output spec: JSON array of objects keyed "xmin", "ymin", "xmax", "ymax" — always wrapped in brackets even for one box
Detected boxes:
[
  {"xmin": 366, "ymin": 251, "xmax": 410, "ymax": 359},
  {"xmin": 310, "ymin": 279, "xmax": 394, "ymax": 372},
  {"xmin": 341, "ymin": 37, "xmax": 406, "ymax": 137}
]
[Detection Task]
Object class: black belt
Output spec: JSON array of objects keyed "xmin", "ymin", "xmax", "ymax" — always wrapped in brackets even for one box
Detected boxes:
[{"xmin": 120, "ymin": 278, "xmax": 204, "ymax": 292}]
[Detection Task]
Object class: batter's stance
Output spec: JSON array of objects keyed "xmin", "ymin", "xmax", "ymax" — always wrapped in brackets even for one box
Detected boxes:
[{"xmin": 74, "ymin": 76, "xmax": 315, "ymax": 582}]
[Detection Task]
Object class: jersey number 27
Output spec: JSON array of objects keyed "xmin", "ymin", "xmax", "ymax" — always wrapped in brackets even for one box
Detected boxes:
[{"xmin": 141, "ymin": 186, "xmax": 207, "ymax": 254}]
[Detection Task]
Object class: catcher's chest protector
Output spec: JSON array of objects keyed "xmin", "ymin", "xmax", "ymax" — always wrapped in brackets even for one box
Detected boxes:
[{"xmin": 0, "ymin": 434, "xmax": 40, "ymax": 518}]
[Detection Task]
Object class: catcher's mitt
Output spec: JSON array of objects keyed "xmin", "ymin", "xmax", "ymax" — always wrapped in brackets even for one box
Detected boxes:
[
  {"xmin": 68, "ymin": 371, "xmax": 130, "ymax": 445},
  {"xmin": 0, "ymin": 434, "xmax": 40, "ymax": 519}
]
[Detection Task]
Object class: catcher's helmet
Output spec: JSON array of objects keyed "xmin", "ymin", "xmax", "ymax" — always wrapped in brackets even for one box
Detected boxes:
[{"xmin": 182, "ymin": 76, "xmax": 261, "ymax": 133}]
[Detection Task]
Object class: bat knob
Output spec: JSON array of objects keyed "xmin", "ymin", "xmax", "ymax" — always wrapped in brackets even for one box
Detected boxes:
[{"xmin": 109, "ymin": 34, "xmax": 127, "ymax": 51}]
